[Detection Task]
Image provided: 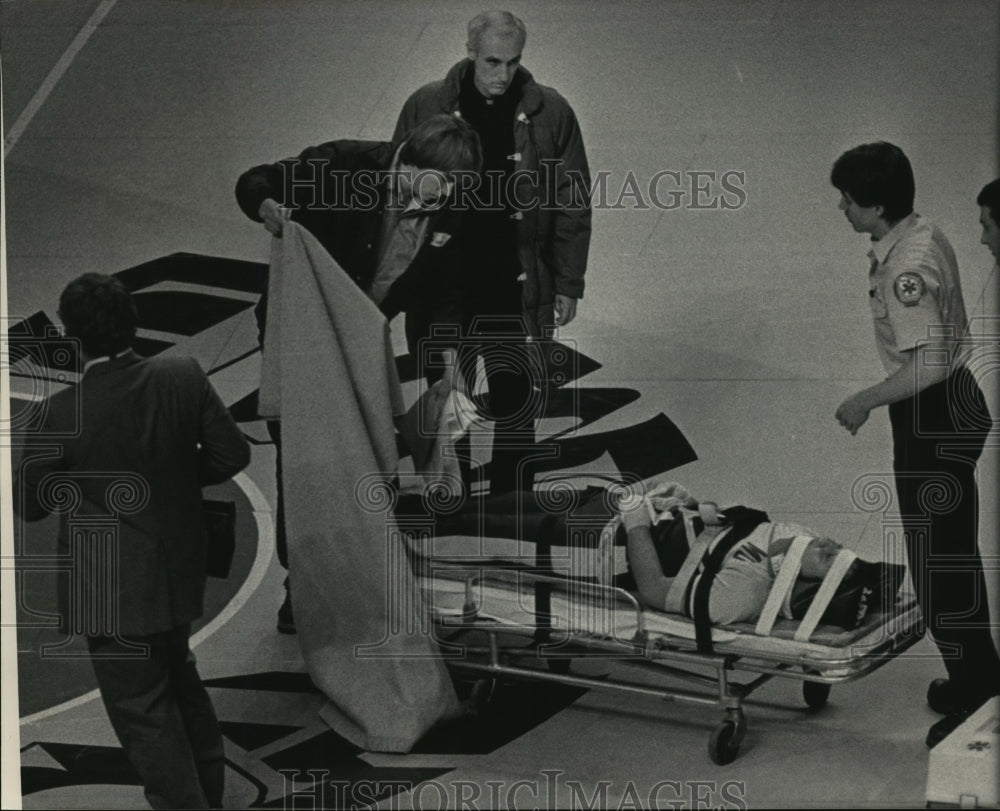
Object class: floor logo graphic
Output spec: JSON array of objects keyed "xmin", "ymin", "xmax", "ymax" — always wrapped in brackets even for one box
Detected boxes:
[
  {"xmin": 9, "ymin": 252, "xmax": 696, "ymax": 807},
  {"xmin": 20, "ymin": 670, "xmax": 591, "ymax": 807}
]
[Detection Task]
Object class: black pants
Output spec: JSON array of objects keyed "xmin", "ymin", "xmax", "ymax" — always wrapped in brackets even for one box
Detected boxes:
[
  {"xmin": 402, "ymin": 486, "xmax": 611, "ymax": 541},
  {"xmin": 396, "ymin": 485, "xmax": 615, "ymax": 592},
  {"xmin": 87, "ymin": 624, "xmax": 224, "ymax": 809},
  {"xmin": 266, "ymin": 419, "xmax": 288, "ymax": 569},
  {"xmin": 889, "ymin": 366, "xmax": 999, "ymax": 698},
  {"xmin": 460, "ymin": 280, "xmax": 543, "ymax": 494}
]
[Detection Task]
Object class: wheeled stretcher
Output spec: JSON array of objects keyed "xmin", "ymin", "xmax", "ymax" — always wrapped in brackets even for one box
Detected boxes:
[{"xmin": 401, "ymin": 488, "xmax": 923, "ymax": 764}]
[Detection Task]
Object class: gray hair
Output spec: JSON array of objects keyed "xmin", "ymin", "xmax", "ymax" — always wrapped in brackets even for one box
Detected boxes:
[{"xmin": 467, "ymin": 10, "xmax": 527, "ymax": 53}]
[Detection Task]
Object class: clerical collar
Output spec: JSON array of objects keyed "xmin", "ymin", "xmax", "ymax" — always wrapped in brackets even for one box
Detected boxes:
[{"xmin": 462, "ymin": 65, "xmax": 520, "ymax": 109}]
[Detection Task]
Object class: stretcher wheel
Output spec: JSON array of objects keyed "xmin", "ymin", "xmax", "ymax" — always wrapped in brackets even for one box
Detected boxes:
[
  {"xmin": 803, "ymin": 680, "xmax": 831, "ymax": 708},
  {"xmin": 709, "ymin": 721, "xmax": 741, "ymax": 765}
]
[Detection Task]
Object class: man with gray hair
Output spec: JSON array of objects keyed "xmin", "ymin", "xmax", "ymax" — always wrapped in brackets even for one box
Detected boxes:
[{"xmin": 393, "ymin": 10, "xmax": 592, "ymax": 494}]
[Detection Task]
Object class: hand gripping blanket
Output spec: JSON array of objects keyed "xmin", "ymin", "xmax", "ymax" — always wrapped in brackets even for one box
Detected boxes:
[{"xmin": 258, "ymin": 222, "xmax": 461, "ymax": 752}]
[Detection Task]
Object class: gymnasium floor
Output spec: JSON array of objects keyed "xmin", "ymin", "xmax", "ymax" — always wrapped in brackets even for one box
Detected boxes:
[{"xmin": 2, "ymin": 1, "xmax": 998, "ymax": 808}]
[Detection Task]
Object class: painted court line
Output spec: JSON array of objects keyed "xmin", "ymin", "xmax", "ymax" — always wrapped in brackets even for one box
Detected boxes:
[{"xmin": 3, "ymin": 0, "xmax": 119, "ymax": 158}]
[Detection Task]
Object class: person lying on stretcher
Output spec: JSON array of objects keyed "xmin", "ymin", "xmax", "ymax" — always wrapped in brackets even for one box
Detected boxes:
[
  {"xmin": 614, "ymin": 482, "xmax": 905, "ymax": 630},
  {"xmin": 397, "ymin": 479, "xmax": 904, "ymax": 632}
]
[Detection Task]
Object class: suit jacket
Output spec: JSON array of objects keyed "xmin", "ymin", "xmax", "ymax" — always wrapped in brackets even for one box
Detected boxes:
[
  {"xmin": 235, "ymin": 139, "xmax": 472, "ymax": 348},
  {"xmin": 15, "ymin": 350, "xmax": 251, "ymax": 637}
]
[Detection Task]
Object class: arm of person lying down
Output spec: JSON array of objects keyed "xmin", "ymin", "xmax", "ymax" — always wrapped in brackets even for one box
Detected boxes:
[
  {"xmin": 626, "ymin": 522, "xmax": 767, "ymax": 622},
  {"xmin": 625, "ymin": 524, "xmax": 674, "ymax": 608}
]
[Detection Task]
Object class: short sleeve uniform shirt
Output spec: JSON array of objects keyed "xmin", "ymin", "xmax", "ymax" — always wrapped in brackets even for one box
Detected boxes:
[{"xmin": 867, "ymin": 214, "xmax": 969, "ymax": 375}]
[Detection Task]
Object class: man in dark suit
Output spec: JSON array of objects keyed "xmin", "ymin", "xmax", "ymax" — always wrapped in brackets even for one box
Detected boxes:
[
  {"xmin": 236, "ymin": 113, "xmax": 482, "ymax": 632},
  {"xmin": 15, "ymin": 273, "xmax": 250, "ymax": 809}
]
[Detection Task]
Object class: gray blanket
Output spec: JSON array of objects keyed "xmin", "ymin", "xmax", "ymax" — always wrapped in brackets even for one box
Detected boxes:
[{"xmin": 259, "ymin": 221, "xmax": 461, "ymax": 752}]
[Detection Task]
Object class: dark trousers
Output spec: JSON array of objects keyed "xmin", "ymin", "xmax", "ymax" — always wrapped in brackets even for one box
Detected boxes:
[
  {"xmin": 266, "ymin": 419, "xmax": 288, "ymax": 569},
  {"xmin": 397, "ymin": 487, "xmax": 621, "ymax": 637},
  {"xmin": 397, "ymin": 486, "xmax": 616, "ymax": 550},
  {"xmin": 461, "ymin": 281, "xmax": 543, "ymax": 494},
  {"xmin": 889, "ymin": 366, "xmax": 1000, "ymax": 698},
  {"xmin": 87, "ymin": 623, "xmax": 225, "ymax": 809}
]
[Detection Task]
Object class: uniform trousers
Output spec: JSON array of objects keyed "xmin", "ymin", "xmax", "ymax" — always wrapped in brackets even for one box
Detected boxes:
[{"xmin": 889, "ymin": 366, "xmax": 1000, "ymax": 699}]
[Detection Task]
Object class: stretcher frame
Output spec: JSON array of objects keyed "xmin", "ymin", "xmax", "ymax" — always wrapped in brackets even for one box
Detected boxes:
[{"xmin": 416, "ymin": 557, "xmax": 923, "ymax": 764}]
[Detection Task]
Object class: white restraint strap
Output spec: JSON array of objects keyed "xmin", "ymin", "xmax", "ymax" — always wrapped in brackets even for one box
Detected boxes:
[
  {"xmin": 755, "ymin": 535, "xmax": 811, "ymax": 636},
  {"xmin": 663, "ymin": 505, "xmax": 726, "ymax": 615},
  {"xmin": 793, "ymin": 549, "xmax": 859, "ymax": 641}
]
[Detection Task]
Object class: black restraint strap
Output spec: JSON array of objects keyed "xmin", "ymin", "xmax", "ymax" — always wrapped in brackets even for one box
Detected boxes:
[{"xmin": 690, "ymin": 506, "xmax": 769, "ymax": 653}]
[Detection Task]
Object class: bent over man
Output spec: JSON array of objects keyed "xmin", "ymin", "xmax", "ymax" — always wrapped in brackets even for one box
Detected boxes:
[{"xmin": 236, "ymin": 114, "xmax": 481, "ymax": 632}]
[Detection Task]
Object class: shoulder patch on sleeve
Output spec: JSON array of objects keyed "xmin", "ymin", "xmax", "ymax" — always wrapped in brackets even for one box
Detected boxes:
[{"xmin": 893, "ymin": 272, "xmax": 925, "ymax": 306}]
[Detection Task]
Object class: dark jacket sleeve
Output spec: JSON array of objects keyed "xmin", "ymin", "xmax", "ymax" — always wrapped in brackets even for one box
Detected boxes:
[
  {"xmin": 12, "ymin": 385, "xmax": 77, "ymax": 522},
  {"xmin": 235, "ymin": 140, "xmax": 353, "ymax": 223},
  {"xmin": 193, "ymin": 362, "xmax": 251, "ymax": 485},
  {"xmin": 13, "ymin": 441, "xmax": 65, "ymax": 522},
  {"xmin": 548, "ymin": 98, "xmax": 591, "ymax": 300}
]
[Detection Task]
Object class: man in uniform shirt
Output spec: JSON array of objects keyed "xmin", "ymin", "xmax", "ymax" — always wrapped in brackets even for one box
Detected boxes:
[{"xmin": 829, "ymin": 142, "xmax": 999, "ymax": 747}]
